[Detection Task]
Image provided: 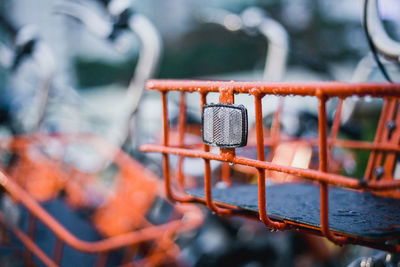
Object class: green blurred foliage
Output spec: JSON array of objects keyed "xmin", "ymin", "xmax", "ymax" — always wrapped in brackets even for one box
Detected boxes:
[
  {"xmin": 159, "ymin": 27, "xmax": 266, "ymax": 78},
  {"xmin": 74, "ymin": 56, "xmax": 137, "ymax": 88}
]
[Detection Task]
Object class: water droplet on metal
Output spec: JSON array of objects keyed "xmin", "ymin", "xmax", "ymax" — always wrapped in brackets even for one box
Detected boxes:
[
  {"xmin": 365, "ymin": 95, "xmax": 372, "ymax": 102},
  {"xmin": 374, "ymin": 166, "xmax": 384, "ymax": 179}
]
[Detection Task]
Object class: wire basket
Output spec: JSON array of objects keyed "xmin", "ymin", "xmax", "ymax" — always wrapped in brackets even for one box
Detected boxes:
[
  {"xmin": 141, "ymin": 79, "xmax": 400, "ymax": 252},
  {"xmin": 0, "ymin": 133, "xmax": 203, "ymax": 266}
]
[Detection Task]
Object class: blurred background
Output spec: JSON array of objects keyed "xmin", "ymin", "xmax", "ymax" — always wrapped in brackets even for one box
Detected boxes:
[
  {"xmin": 2, "ymin": 0, "xmax": 399, "ymax": 84},
  {"xmin": 0, "ymin": 0, "xmax": 398, "ymax": 145}
]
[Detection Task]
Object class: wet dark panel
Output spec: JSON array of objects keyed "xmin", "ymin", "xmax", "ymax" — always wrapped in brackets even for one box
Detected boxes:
[{"xmin": 186, "ymin": 183, "xmax": 400, "ymax": 240}]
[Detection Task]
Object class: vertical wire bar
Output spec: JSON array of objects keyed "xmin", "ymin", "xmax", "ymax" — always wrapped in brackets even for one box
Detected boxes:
[
  {"xmin": 162, "ymin": 91, "xmax": 169, "ymax": 148},
  {"xmin": 121, "ymin": 245, "xmax": 138, "ymax": 265},
  {"xmin": 94, "ymin": 252, "xmax": 109, "ymax": 267},
  {"xmin": 371, "ymin": 101, "xmax": 396, "ymax": 180},
  {"xmin": 270, "ymin": 98, "xmax": 284, "ymax": 156},
  {"xmin": 0, "ymin": 219, "xmax": 7, "ymax": 245},
  {"xmin": 266, "ymin": 97, "xmax": 283, "ymax": 179},
  {"xmin": 200, "ymin": 92, "xmax": 233, "ymax": 215},
  {"xmin": 220, "ymin": 161, "xmax": 231, "ymax": 186},
  {"xmin": 329, "ymin": 99, "xmax": 344, "ymax": 141},
  {"xmin": 327, "ymin": 99, "xmax": 344, "ymax": 171},
  {"xmin": 25, "ymin": 212, "xmax": 37, "ymax": 267},
  {"xmin": 219, "ymin": 89, "xmax": 234, "ymax": 186},
  {"xmin": 177, "ymin": 91, "xmax": 186, "ymax": 189},
  {"xmin": 52, "ymin": 237, "xmax": 64, "ymax": 265},
  {"xmin": 161, "ymin": 90, "xmax": 193, "ymax": 202},
  {"xmin": 200, "ymin": 93, "xmax": 210, "ymax": 154},
  {"xmin": 255, "ymin": 95, "xmax": 266, "ymax": 164},
  {"xmin": 201, "ymin": 92, "xmax": 215, "ymax": 210},
  {"xmin": 319, "ymin": 96, "xmax": 329, "ymax": 172},
  {"xmin": 318, "ymin": 95, "xmax": 347, "ymax": 245},
  {"xmin": 1, "ymin": 214, "xmax": 57, "ymax": 267},
  {"xmin": 365, "ymin": 100, "xmax": 391, "ymax": 179},
  {"xmin": 161, "ymin": 91, "xmax": 173, "ymax": 199},
  {"xmin": 382, "ymin": 102, "xmax": 400, "ymax": 181},
  {"xmin": 254, "ymin": 94, "xmax": 286, "ymax": 230}
]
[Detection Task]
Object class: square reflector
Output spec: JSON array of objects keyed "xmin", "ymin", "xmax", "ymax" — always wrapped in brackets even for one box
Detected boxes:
[{"xmin": 202, "ymin": 103, "xmax": 248, "ymax": 148}]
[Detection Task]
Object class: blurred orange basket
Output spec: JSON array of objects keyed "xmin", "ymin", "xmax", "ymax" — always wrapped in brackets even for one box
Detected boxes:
[
  {"xmin": 141, "ymin": 79, "xmax": 400, "ymax": 252},
  {"xmin": 0, "ymin": 133, "xmax": 203, "ymax": 266}
]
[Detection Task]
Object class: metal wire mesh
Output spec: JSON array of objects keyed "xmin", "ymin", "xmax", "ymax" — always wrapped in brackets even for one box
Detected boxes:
[{"xmin": 141, "ymin": 79, "xmax": 400, "ymax": 252}]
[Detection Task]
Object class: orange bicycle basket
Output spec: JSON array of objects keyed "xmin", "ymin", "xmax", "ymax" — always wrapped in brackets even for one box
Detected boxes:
[
  {"xmin": 141, "ymin": 79, "xmax": 400, "ymax": 252},
  {"xmin": 0, "ymin": 133, "xmax": 203, "ymax": 266}
]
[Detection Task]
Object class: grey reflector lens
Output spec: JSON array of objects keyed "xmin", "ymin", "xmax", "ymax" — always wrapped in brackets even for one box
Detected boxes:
[{"xmin": 202, "ymin": 103, "xmax": 248, "ymax": 148}]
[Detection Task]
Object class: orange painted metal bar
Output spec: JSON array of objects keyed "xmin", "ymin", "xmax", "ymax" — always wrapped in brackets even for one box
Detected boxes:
[
  {"xmin": 161, "ymin": 91, "xmax": 195, "ymax": 203},
  {"xmin": 0, "ymin": 170, "xmax": 199, "ymax": 253},
  {"xmin": 200, "ymin": 90, "xmax": 238, "ymax": 216},
  {"xmin": 329, "ymin": 99, "xmax": 343, "ymax": 141},
  {"xmin": 327, "ymin": 99, "xmax": 344, "ymax": 170},
  {"xmin": 177, "ymin": 91, "xmax": 186, "ymax": 189},
  {"xmin": 254, "ymin": 94, "xmax": 288, "ymax": 230},
  {"xmin": 94, "ymin": 252, "xmax": 109, "ymax": 267},
  {"xmin": 265, "ymin": 96, "xmax": 284, "ymax": 169},
  {"xmin": 363, "ymin": 99, "xmax": 388, "ymax": 179},
  {"xmin": 327, "ymin": 139, "xmax": 400, "ymax": 152},
  {"xmin": 0, "ymin": 212, "xmax": 57, "ymax": 267},
  {"xmin": 147, "ymin": 80, "xmax": 400, "ymax": 98},
  {"xmin": 6, "ymin": 132, "xmax": 400, "ymax": 153},
  {"xmin": 382, "ymin": 102, "xmax": 400, "ymax": 181},
  {"xmin": 257, "ymin": 136, "xmax": 400, "ymax": 153},
  {"xmin": 368, "ymin": 100, "xmax": 396, "ymax": 181},
  {"xmin": 25, "ymin": 212, "xmax": 37, "ymax": 266},
  {"xmin": 375, "ymin": 100, "xmax": 396, "ymax": 180},
  {"xmin": 141, "ymin": 144, "xmax": 400, "ymax": 191},
  {"xmin": 317, "ymin": 95, "xmax": 348, "ymax": 245},
  {"xmin": 270, "ymin": 98, "xmax": 283, "ymax": 147},
  {"xmin": 221, "ymin": 160, "xmax": 231, "ymax": 185},
  {"xmin": 200, "ymin": 92, "xmax": 209, "ymax": 157},
  {"xmin": 143, "ymin": 79, "xmax": 400, "ymax": 250},
  {"xmin": 368, "ymin": 99, "xmax": 391, "ymax": 182},
  {"xmin": 53, "ymin": 237, "xmax": 64, "ymax": 265},
  {"xmin": 103, "ymin": 135, "xmax": 400, "ymax": 154},
  {"xmin": 219, "ymin": 87, "xmax": 235, "ymax": 186}
]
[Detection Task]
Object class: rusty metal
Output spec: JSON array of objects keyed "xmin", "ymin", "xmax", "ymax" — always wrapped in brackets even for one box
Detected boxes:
[
  {"xmin": 0, "ymin": 133, "xmax": 203, "ymax": 266},
  {"xmin": 141, "ymin": 79, "xmax": 400, "ymax": 251}
]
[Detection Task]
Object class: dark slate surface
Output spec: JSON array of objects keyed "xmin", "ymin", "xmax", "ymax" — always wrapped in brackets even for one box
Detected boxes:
[{"xmin": 186, "ymin": 183, "xmax": 400, "ymax": 240}]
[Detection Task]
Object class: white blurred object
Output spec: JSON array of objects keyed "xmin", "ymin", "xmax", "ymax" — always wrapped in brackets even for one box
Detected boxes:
[
  {"xmin": 55, "ymin": 1, "xmax": 112, "ymax": 39},
  {"xmin": 365, "ymin": 0, "xmax": 400, "ymax": 62},
  {"xmin": 341, "ymin": 0, "xmax": 400, "ymax": 124},
  {"xmin": 0, "ymin": 43, "xmax": 13, "ymax": 68},
  {"xmin": 5, "ymin": 24, "xmax": 56, "ymax": 133},
  {"xmin": 55, "ymin": 1, "xmax": 162, "ymax": 148},
  {"xmin": 108, "ymin": 0, "xmax": 132, "ymax": 16},
  {"xmin": 1, "ymin": 194, "xmax": 20, "ymax": 227}
]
